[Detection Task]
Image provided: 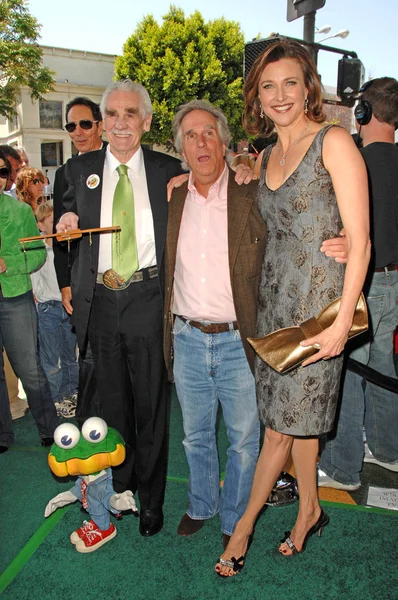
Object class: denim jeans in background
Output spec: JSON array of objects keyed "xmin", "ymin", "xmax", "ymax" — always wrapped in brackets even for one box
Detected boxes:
[
  {"xmin": 320, "ymin": 269, "xmax": 398, "ymax": 485},
  {"xmin": 37, "ymin": 300, "xmax": 78, "ymax": 402},
  {"xmin": 173, "ymin": 316, "xmax": 260, "ymax": 536},
  {"xmin": 0, "ymin": 290, "xmax": 58, "ymax": 446}
]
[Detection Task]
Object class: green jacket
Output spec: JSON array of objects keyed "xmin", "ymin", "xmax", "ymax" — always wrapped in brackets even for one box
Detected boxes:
[{"xmin": 0, "ymin": 193, "xmax": 46, "ymax": 298}]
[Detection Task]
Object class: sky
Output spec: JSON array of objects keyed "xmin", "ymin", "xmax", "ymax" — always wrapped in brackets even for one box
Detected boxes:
[{"xmin": 27, "ymin": 0, "xmax": 398, "ymax": 88}]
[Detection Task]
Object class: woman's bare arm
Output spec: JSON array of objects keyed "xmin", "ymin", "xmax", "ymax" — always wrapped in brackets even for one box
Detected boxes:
[{"xmin": 302, "ymin": 127, "xmax": 371, "ymax": 365}]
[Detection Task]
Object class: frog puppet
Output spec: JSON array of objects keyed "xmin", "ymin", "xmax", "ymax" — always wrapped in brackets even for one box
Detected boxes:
[{"xmin": 44, "ymin": 417, "xmax": 138, "ymax": 553}]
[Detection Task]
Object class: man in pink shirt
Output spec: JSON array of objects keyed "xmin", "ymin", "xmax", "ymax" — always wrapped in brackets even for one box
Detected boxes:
[{"xmin": 163, "ymin": 100, "xmax": 267, "ymax": 547}]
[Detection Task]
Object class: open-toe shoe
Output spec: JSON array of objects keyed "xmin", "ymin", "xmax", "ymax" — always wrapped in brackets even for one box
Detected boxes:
[
  {"xmin": 215, "ymin": 532, "xmax": 253, "ymax": 577},
  {"xmin": 279, "ymin": 508, "xmax": 329, "ymax": 556},
  {"xmin": 215, "ymin": 555, "xmax": 245, "ymax": 577}
]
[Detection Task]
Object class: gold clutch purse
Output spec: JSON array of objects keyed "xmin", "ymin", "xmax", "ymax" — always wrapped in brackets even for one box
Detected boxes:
[{"xmin": 247, "ymin": 293, "xmax": 368, "ymax": 374}]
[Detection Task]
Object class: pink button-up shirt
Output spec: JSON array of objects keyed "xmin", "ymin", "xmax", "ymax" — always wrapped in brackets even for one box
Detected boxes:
[{"xmin": 173, "ymin": 164, "xmax": 236, "ymax": 322}]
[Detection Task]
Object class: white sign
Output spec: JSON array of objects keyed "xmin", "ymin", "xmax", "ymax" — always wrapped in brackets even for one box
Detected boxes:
[{"xmin": 367, "ymin": 486, "xmax": 398, "ymax": 511}]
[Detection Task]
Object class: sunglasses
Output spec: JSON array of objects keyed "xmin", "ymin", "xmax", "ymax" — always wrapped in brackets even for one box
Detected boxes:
[
  {"xmin": 64, "ymin": 119, "xmax": 99, "ymax": 133},
  {"xmin": 0, "ymin": 167, "xmax": 10, "ymax": 179}
]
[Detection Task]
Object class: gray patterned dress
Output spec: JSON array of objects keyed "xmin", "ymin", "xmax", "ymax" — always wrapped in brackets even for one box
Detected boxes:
[{"xmin": 255, "ymin": 126, "xmax": 344, "ymax": 436}]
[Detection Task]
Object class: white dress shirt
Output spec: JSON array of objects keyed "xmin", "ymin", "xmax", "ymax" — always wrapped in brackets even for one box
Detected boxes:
[{"xmin": 98, "ymin": 146, "xmax": 156, "ymax": 274}]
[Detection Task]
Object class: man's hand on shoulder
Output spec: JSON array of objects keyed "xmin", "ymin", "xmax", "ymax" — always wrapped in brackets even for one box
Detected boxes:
[
  {"xmin": 233, "ymin": 164, "xmax": 258, "ymax": 185},
  {"xmin": 320, "ymin": 229, "xmax": 348, "ymax": 264},
  {"xmin": 167, "ymin": 174, "xmax": 189, "ymax": 202}
]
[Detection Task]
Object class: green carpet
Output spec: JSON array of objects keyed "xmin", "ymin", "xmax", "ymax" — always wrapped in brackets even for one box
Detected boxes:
[{"xmin": 1, "ymin": 388, "xmax": 397, "ymax": 600}]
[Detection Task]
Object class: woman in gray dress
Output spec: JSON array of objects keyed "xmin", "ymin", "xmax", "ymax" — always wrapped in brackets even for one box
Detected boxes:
[{"xmin": 216, "ymin": 40, "xmax": 370, "ymax": 576}]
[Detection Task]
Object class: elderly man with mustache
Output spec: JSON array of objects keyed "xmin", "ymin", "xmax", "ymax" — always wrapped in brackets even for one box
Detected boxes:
[{"xmin": 56, "ymin": 80, "xmax": 184, "ymax": 538}]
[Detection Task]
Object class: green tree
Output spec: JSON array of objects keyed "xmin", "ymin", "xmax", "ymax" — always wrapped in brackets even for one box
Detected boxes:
[
  {"xmin": 115, "ymin": 5, "xmax": 245, "ymax": 146},
  {"xmin": 0, "ymin": 0, "xmax": 54, "ymax": 118}
]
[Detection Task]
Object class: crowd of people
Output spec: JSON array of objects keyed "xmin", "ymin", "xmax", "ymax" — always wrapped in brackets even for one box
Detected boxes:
[{"xmin": 0, "ymin": 39, "xmax": 397, "ymax": 562}]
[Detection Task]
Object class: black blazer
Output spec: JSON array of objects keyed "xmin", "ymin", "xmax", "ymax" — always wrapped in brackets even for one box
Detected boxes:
[
  {"xmin": 60, "ymin": 145, "xmax": 183, "ymax": 350},
  {"xmin": 53, "ymin": 142, "xmax": 108, "ymax": 291}
]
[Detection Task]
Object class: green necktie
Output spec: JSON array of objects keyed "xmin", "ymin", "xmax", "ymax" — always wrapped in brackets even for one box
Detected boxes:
[{"xmin": 112, "ymin": 164, "xmax": 138, "ymax": 281}]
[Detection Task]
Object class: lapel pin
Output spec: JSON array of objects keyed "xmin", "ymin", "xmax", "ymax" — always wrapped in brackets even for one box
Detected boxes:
[{"xmin": 86, "ymin": 174, "xmax": 100, "ymax": 189}]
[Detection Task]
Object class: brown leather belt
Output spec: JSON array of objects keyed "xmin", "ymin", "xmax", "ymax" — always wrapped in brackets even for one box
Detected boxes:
[
  {"xmin": 374, "ymin": 263, "xmax": 398, "ymax": 273},
  {"xmin": 96, "ymin": 266, "xmax": 158, "ymax": 290},
  {"xmin": 178, "ymin": 315, "xmax": 239, "ymax": 334}
]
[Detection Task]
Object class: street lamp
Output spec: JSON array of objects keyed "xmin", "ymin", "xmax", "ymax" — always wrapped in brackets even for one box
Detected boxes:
[
  {"xmin": 319, "ymin": 29, "xmax": 350, "ymax": 43},
  {"xmin": 316, "ymin": 25, "xmax": 331, "ymax": 35}
]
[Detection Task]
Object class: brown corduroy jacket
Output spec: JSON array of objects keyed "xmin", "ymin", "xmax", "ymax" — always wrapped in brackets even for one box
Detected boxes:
[{"xmin": 163, "ymin": 167, "xmax": 267, "ymax": 378}]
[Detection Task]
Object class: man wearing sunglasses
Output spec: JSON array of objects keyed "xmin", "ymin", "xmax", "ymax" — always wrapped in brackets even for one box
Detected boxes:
[
  {"xmin": 63, "ymin": 98, "xmax": 104, "ymax": 155},
  {"xmin": 53, "ymin": 97, "xmax": 105, "ymax": 421},
  {"xmin": 0, "ymin": 145, "xmax": 23, "ymax": 200},
  {"xmin": 54, "ymin": 96, "xmax": 105, "ymax": 300},
  {"xmin": 56, "ymin": 81, "xmax": 184, "ymax": 537}
]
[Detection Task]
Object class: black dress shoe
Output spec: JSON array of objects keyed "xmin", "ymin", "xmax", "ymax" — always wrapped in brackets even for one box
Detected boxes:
[
  {"xmin": 177, "ymin": 513, "xmax": 204, "ymax": 536},
  {"xmin": 0, "ymin": 446, "xmax": 9, "ymax": 454},
  {"xmin": 139, "ymin": 508, "xmax": 164, "ymax": 537},
  {"xmin": 40, "ymin": 437, "xmax": 54, "ymax": 447}
]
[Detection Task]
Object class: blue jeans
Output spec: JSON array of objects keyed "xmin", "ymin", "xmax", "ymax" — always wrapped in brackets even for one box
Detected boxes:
[
  {"xmin": 37, "ymin": 300, "xmax": 78, "ymax": 402},
  {"xmin": 0, "ymin": 290, "xmax": 58, "ymax": 446},
  {"xmin": 173, "ymin": 316, "xmax": 260, "ymax": 535},
  {"xmin": 70, "ymin": 469, "xmax": 117, "ymax": 531},
  {"xmin": 320, "ymin": 269, "xmax": 398, "ymax": 485}
]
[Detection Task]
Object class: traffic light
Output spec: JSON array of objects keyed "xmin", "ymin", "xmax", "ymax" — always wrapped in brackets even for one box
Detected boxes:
[
  {"xmin": 287, "ymin": 0, "xmax": 326, "ymax": 22},
  {"xmin": 337, "ymin": 56, "xmax": 365, "ymax": 107}
]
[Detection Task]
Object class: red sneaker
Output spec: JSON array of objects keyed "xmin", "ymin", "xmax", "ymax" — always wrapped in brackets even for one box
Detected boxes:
[
  {"xmin": 70, "ymin": 520, "xmax": 98, "ymax": 544},
  {"xmin": 72, "ymin": 522, "xmax": 117, "ymax": 553}
]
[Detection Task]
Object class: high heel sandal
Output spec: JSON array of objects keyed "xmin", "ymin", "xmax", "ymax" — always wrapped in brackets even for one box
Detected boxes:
[
  {"xmin": 279, "ymin": 508, "xmax": 329, "ymax": 556},
  {"xmin": 215, "ymin": 533, "xmax": 254, "ymax": 577},
  {"xmin": 216, "ymin": 555, "xmax": 245, "ymax": 577}
]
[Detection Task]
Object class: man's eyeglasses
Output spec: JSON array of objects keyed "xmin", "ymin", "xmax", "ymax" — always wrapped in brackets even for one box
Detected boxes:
[
  {"xmin": 0, "ymin": 167, "xmax": 10, "ymax": 179},
  {"xmin": 64, "ymin": 120, "xmax": 99, "ymax": 133}
]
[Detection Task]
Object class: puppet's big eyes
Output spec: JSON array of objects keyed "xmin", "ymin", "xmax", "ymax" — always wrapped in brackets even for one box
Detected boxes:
[
  {"xmin": 54, "ymin": 423, "xmax": 80, "ymax": 449},
  {"xmin": 81, "ymin": 417, "xmax": 108, "ymax": 444}
]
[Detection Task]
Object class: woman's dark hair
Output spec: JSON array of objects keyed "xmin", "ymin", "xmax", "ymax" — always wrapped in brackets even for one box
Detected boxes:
[
  {"xmin": 0, "ymin": 149, "xmax": 11, "ymax": 171},
  {"xmin": 243, "ymin": 39, "xmax": 326, "ymax": 137}
]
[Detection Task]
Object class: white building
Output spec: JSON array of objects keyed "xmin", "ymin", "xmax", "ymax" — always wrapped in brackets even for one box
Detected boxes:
[{"xmin": 0, "ymin": 45, "xmax": 116, "ymax": 184}]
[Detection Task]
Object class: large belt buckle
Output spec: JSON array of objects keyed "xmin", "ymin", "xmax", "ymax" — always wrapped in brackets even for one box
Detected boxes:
[{"xmin": 102, "ymin": 269, "xmax": 130, "ymax": 290}]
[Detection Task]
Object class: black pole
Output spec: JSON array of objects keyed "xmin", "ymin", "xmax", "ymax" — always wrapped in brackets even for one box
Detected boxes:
[{"xmin": 303, "ymin": 11, "xmax": 318, "ymax": 65}]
